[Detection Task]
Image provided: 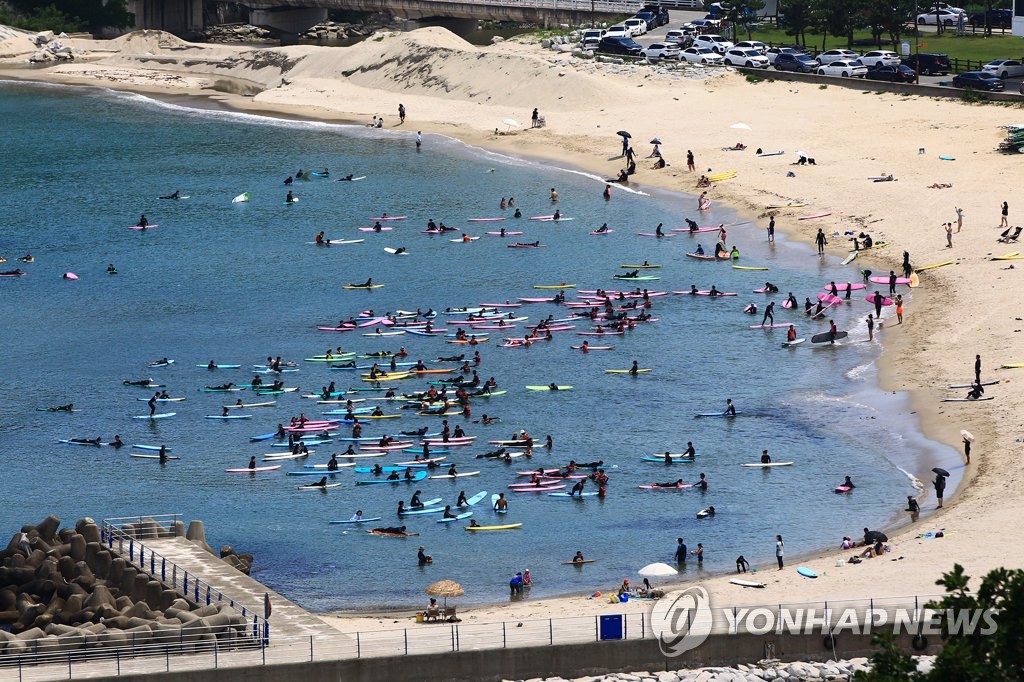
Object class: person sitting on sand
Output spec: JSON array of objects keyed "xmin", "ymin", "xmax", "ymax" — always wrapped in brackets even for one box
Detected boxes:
[
  {"xmin": 696, "ymin": 175, "xmax": 711, "ymax": 188},
  {"xmin": 731, "ymin": 142, "xmax": 746, "ymax": 150}
]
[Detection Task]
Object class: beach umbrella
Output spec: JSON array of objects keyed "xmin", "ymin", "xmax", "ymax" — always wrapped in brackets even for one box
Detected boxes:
[
  {"xmin": 616, "ymin": 130, "xmax": 631, "ymax": 139},
  {"xmin": 932, "ymin": 467, "xmax": 950, "ymax": 478},
  {"xmin": 649, "ymin": 137, "xmax": 662, "ymax": 145},
  {"xmin": 865, "ymin": 530, "xmax": 888, "ymax": 543},
  {"xmin": 795, "ymin": 150, "xmax": 809, "ymax": 159},
  {"xmin": 425, "ymin": 579, "xmax": 464, "ymax": 607},
  {"xmin": 638, "ymin": 562, "xmax": 678, "ymax": 578},
  {"xmin": 502, "ymin": 118, "xmax": 520, "ymax": 132},
  {"xmin": 730, "ymin": 122, "xmax": 751, "ymax": 130},
  {"xmin": 960, "ymin": 429, "xmax": 974, "ymax": 442}
]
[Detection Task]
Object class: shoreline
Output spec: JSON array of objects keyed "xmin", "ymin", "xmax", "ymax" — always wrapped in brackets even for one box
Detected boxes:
[{"xmin": 1, "ymin": 31, "xmax": 1012, "ymax": 627}]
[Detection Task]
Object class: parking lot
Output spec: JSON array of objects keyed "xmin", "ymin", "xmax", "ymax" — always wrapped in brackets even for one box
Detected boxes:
[{"xmin": 615, "ymin": 9, "xmax": 1024, "ymax": 93}]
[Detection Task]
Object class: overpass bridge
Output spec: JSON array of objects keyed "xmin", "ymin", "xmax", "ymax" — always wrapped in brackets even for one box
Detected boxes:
[{"xmin": 128, "ymin": 0, "xmax": 702, "ymax": 36}]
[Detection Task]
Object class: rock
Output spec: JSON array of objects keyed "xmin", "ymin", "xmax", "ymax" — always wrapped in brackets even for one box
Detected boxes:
[
  {"xmin": 491, "ymin": 36, "xmax": 504, "ymax": 43},
  {"xmin": 185, "ymin": 520, "xmax": 206, "ymax": 544},
  {"xmin": 34, "ymin": 31, "xmax": 54, "ymax": 45},
  {"xmin": 541, "ymin": 39, "xmax": 552, "ymax": 48},
  {"xmin": 35, "ymin": 516, "xmax": 60, "ymax": 543},
  {"xmin": 75, "ymin": 519, "xmax": 100, "ymax": 544}
]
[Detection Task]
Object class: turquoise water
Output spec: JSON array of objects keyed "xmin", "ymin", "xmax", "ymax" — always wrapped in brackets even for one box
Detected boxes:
[{"xmin": 0, "ymin": 81, "xmax": 959, "ymax": 612}]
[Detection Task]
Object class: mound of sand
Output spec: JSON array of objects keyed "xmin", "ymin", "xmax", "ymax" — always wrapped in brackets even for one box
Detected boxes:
[
  {"xmin": 0, "ymin": 24, "xmax": 37, "ymax": 59},
  {"xmin": 107, "ymin": 29, "xmax": 198, "ymax": 53}
]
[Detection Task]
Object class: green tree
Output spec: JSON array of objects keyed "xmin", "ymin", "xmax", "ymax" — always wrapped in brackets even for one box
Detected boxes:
[
  {"xmin": 779, "ymin": 0, "xmax": 813, "ymax": 46},
  {"xmin": 6, "ymin": 0, "xmax": 132, "ymax": 32},
  {"xmin": 864, "ymin": 0, "xmax": 916, "ymax": 50},
  {"xmin": 854, "ymin": 632, "xmax": 922, "ymax": 681}
]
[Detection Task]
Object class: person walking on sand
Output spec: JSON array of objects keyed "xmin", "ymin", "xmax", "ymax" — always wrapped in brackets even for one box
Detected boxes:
[
  {"xmin": 945, "ymin": 222, "xmax": 953, "ymax": 248},
  {"xmin": 775, "ymin": 535, "xmax": 784, "ymax": 570},
  {"xmin": 963, "ymin": 434, "xmax": 971, "ymax": 464},
  {"xmin": 686, "ymin": 150, "xmax": 695, "ymax": 172},
  {"xmin": 815, "ymin": 229, "xmax": 827, "ymax": 255},
  {"xmin": 895, "ymin": 294, "xmax": 904, "ymax": 324},
  {"xmin": 902, "ymin": 250, "xmax": 912, "ymax": 279},
  {"xmin": 398, "ymin": 103, "xmax": 406, "ymax": 124},
  {"xmin": 975, "ymin": 354, "xmax": 982, "ymax": 383},
  {"xmin": 1001, "ymin": 201, "xmax": 1008, "ymax": 228},
  {"xmin": 621, "ymin": 135, "xmax": 629, "ymax": 157},
  {"xmin": 955, "ymin": 206, "xmax": 963, "ymax": 232},
  {"xmin": 767, "ymin": 215, "xmax": 775, "ymax": 243},
  {"xmin": 531, "ymin": 107, "xmax": 539, "ymax": 128},
  {"xmin": 866, "ymin": 314, "xmax": 874, "ymax": 341}
]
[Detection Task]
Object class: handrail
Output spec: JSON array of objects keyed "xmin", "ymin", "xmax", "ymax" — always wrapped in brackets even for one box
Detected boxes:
[
  {"xmin": 0, "ymin": 593, "xmax": 949, "ymax": 679},
  {"xmin": 100, "ymin": 516, "xmax": 269, "ymax": 645}
]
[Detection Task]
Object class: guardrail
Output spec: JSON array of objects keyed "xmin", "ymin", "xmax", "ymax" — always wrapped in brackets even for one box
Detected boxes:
[
  {"xmin": 0, "ymin": 593, "xmax": 949, "ymax": 680},
  {"xmin": 100, "ymin": 515, "xmax": 269, "ymax": 644}
]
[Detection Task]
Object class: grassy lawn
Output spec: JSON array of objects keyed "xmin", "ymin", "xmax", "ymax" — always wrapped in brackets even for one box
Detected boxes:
[{"xmin": 746, "ymin": 26, "xmax": 1024, "ymax": 66}]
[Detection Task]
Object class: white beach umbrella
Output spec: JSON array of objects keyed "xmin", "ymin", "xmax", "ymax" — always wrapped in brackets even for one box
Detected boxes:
[
  {"xmin": 730, "ymin": 122, "xmax": 751, "ymax": 130},
  {"xmin": 638, "ymin": 562, "xmax": 678, "ymax": 577},
  {"xmin": 502, "ymin": 118, "xmax": 520, "ymax": 132},
  {"xmin": 960, "ymin": 429, "xmax": 974, "ymax": 442}
]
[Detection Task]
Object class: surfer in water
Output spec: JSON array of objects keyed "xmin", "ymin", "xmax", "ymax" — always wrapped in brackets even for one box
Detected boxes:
[
  {"xmin": 286, "ymin": 191, "xmax": 296, "ymax": 204},
  {"xmin": 655, "ymin": 223, "xmax": 665, "ymax": 237},
  {"xmin": 159, "ymin": 190, "xmax": 181, "ymax": 200},
  {"xmin": 761, "ymin": 301, "xmax": 775, "ymax": 326},
  {"xmin": 787, "ymin": 325, "xmax": 797, "ymax": 343},
  {"xmin": 654, "ymin": 479, "xmax": 685, "ymax": 488},
  {"xmin": 761, "ymin": 450, "xmax": 771, "ymax": 463},
  {"xmin": 137, "ymin": 214, "xmax": 148, "ymax": 228},
  {"xmin": 724, "ymin": 399, "xmax": 736, "ymax": 416},
  {"xmin": 828, "ymin": 319, "xmax": 838, "ymax": 344}
]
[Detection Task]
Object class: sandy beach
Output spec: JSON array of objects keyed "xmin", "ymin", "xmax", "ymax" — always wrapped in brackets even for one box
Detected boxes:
[{"xmin": 3, "ymin": 26, "xmax": 1022, "ymax": 633}]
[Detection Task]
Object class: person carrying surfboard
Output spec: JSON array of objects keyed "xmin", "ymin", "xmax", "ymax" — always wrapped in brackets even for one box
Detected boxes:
[
  {"xmin": 828, "ymin": 320, "xmax": 838, "ymax": 344},
  {"xmin": 571, "ymin": 550, "xmax": 586, "ymax": 564}
]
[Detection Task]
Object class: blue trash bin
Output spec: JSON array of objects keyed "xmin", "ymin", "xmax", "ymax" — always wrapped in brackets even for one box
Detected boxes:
[{"xmin": 599, "ymin": 614, "xmax": 623, "ymax": 641}]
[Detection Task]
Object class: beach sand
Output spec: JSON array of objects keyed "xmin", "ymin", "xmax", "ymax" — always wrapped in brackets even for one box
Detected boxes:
[{"xmin": 3, "ymin": 27, "xmax": 1021, "ymax": 631}]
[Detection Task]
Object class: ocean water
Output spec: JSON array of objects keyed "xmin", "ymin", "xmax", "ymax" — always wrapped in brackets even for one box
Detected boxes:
[{"xmin": 0, "ymin": 81, "xmax": 960, "ymax": 612}]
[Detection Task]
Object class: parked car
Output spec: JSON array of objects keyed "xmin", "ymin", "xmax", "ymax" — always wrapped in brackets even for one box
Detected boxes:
[
  {"xmin": 635, "ymin": 12, "xmax": 657, "ymax": 30},
  {"xmin": 917, "ymin": 8, "xmax": 966, "ymax": 25},
  {"xmin": 970, "ymin": 8, "xmax": 1012, "ymax": 28},
  {"xmin": 816, "ymin": 49, "xmax": 860, "ymax": 65},
  {"xmin": 665, "ymin": 29, "xmax": 694, "ymax": 46},
  {"xmin": 623, "ymin": 18, "xmax": 648, "ymax": 36},
  {"xmin": 817, "ymin": 60, "xmax": 868, "ymax": 78},
  {"xmin": 680, "ymin": 46, "xmax": 724, "ymax": 65},
  {"xmin": 733, "ymin": 40, "xmax": 768, "ymax": 54},
  {"xmin": 765, "ymin": 46, "xmax": 806, "ymax": 65},
  {"xmin": 686, "ymin": 19, "xmax": 721, "ymax": 30},
  {"xmin": 597, "ymin": 36, "xmax": 642, "ymax": 57},
  {"xmin": 693, "ymin": 34, "xmax": 734, "ymax": 54},
  {"xmin": 641, "ymin": 42, "xmax": 682, "ymax": 61},
  {"xmin": 901, "ymin": 53, "xmax": 951, "ymax": 75},
  {"xmin": 642, "ymin": 5, "xmax": 670, "ymax": 27},
  {"xmin": 773, "ymin": 52, "xmax": 818, "ymax": 73},
  {"xmin": 864, "ymin": 64, "xmax": 917, "ymax": 83},
  {"xmin": 723, "ymin": 48, "xmax": 770, "ymax": 68},
  {"xmin": 982, "ymin": 59, "xmax": 1024, "ymax": 79},
  {"xmin": 952, "ymin": 71, "xmax": 1005, "ymax": 91},
  {"xmin": 859, "ymin": 50, "xmax": 900, "ymax": 68},
  {"xmin": 579, "ymin": 29, "xmax": 604, "ymax": 50},
  {"xmin": 604, "ymin": 25, "xmax": 630, "ymax": 39}
]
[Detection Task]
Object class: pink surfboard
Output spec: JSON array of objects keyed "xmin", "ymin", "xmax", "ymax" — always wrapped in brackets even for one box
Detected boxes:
[
  {"xmin": 513, "ymin": 485, "xmax": 567, "ymax": 492},
  {"xmin": 868, "ymin": 276, "xmax": 910, "ymax": 285},
  {"xmin": 865, "ymin": 294, "xmax": 894, "ymax": 306},
  {"xmin": 694, "ymin": 291, "xmax": 737, "ymax": 297},
  {"xmin": 358, "ymin": 227, "xmax": 393, "ymax": 232},
  {"xmin": 823, "ymin": 283, "xmax": 866, "ymax": 291},
  {"xmin": 673, "ymin": 227, "xmax": 718, "ymax": 233},
  {"xmin": 368, "ymin": 216, "xmax": 407, "ymax": 221},
  {"xmin": 817, "ymin": 293, "xmax": 843, "ymax": 304},
  {"xmin": 468, "ymin": 218, "xmax": 506, "ymax": 222}
]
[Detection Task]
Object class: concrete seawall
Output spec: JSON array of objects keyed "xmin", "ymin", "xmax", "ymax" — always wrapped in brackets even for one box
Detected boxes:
[{"xmin": 79, "ymin": 630, "xmax": 937, "ymax": 682}]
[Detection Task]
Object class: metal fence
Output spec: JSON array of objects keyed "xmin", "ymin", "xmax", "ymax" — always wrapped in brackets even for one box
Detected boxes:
[
  {"xmin": 0, "ymin": 593, "xmax": 949, "ymax": 680},
  {"xmin": 99, "ymin": 515, "xmax": 269, "ymax": 643}
]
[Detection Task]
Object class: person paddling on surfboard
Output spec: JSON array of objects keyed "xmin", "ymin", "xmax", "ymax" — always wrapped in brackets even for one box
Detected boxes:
[
  {"xmin": 724, "ymin": 399, "xmax": 736, "ymax": 416},
  {"xmin": 761, "ymin": 450, "xmax": 771, "ymax": 464},
  {"xmin": 248, "ymin": 456, "xmax": 256, "ymax": 470},
  {"xmin": 285, "ymin": 191, "xmax": 296, "ymax": 204},
  {"xmin": 136, "ymin": 214, "xmax": 148, "ymax": 228}
]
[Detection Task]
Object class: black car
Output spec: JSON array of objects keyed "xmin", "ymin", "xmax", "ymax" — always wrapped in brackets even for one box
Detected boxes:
[
  {"xmin": 901, "ymin": 53, "xmax": 951, "ymax": 76},
  {"xmin": 952, "ymin": 71, "xmax": 1006, "ymax": 91},
  {"xmin": 969, "ymin": 9, "xmax": 1012, "ymax": 28},
  {"xmin": 598, "ymin": 36, "xmax": 643, "ymax": 57},
  {"xmin": 641, "ymin": 5, "xmax": 670, "ymax": 27},
  {"xmin": 864, "ymin": 64, "xmax": 917, "ymax": 83},
  {"xmin": 773, "ymin": 53, "xmax": 818, "ymax": 73}
]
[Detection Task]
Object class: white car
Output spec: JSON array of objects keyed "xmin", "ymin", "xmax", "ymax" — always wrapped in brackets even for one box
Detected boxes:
[
  {"xmin": 641, "ymin": 42, "xmax": 681, "ymax": 61},
  {"xmin": 859, "ymin": 50, "xmax": 900, "ymax": 68},
  {"xmin": 687, "ymin": 18, "xmax": 721, "ymax": 29},
  {"xmin": 982, "ymin": 59, "xmax": 1024, "ymax": 78},
  {"xmin": 817, "ymin": 60, "xmax": 868, "ymax": 78},
  {"xmin": 623, "ymin": 18, "xmax": 648, "ymax": 36},
  {"xmin": 733, "ymin": 40, "xmax": 768, "ymax": 54},
  {"xmin": 665, "ymin": 29, "xmax": 693, "ymax": 46},
  {"xmin": 693, "ymin": 34, "xmax": 734, "ymax": 54},
  {"xmin": 722, "ymin": 48, "xmax": 769, "ymax": 68},
  {"xmin": 680, "ymin": 46, "xmax": 724, "ymax": 65},
  {"xmin": 604, "ymin": 25, "xmax": 630, "ymax": 39},
  {"xmin": 917, "ymin": 8, "xmax": 965, "ymax": 25},
  {"xmin": 816, "ymin": 49, "xmax": 860, "ymax": 65}
]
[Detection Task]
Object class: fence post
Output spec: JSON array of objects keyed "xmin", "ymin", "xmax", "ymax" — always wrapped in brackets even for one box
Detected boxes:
[
  {"xmin": 549, "ymin": 618, "xmax": 553, "ymax": 645},
  {"xmin": 150, "ymin": 552, "xmax": 155, "ymax": 574},
  {"xmin": 67, "ymin": 653, "xmax": 71, "ymax": 679},
  {"xmin": 116, "ymin": 649, "xmax": 120, "ymax": 675},
  {"xmin": 356, "ymin": 631, "xmax": 361, "ymax": 658},
  {"xmin": 161, "ymin": 557, "xmax": 166, "ymax": 582},
  {"xmin": 310, "ymin": 635, "xmax": 314, "ymax": 661},
  {"xmin": 404, "ymin": 629, "xmax": 408, "ymax": 655},
  {"xmin": 214, "ymin": 642, "xmax": 218, "ymax": 668},
  {"xmin": 129, "ymin": 539, "xmax": 134, "ymax": 562},
  {"xmin": 206, "ymin": 585, "xmax": 211, "ymax": 606},
  {"xmin": 183, "ymin": 572, "xmax": 188, "ymax": 594},
  {"xmin": 502, "ymin": 622, "xmax": 506, "ymax": 648}
]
